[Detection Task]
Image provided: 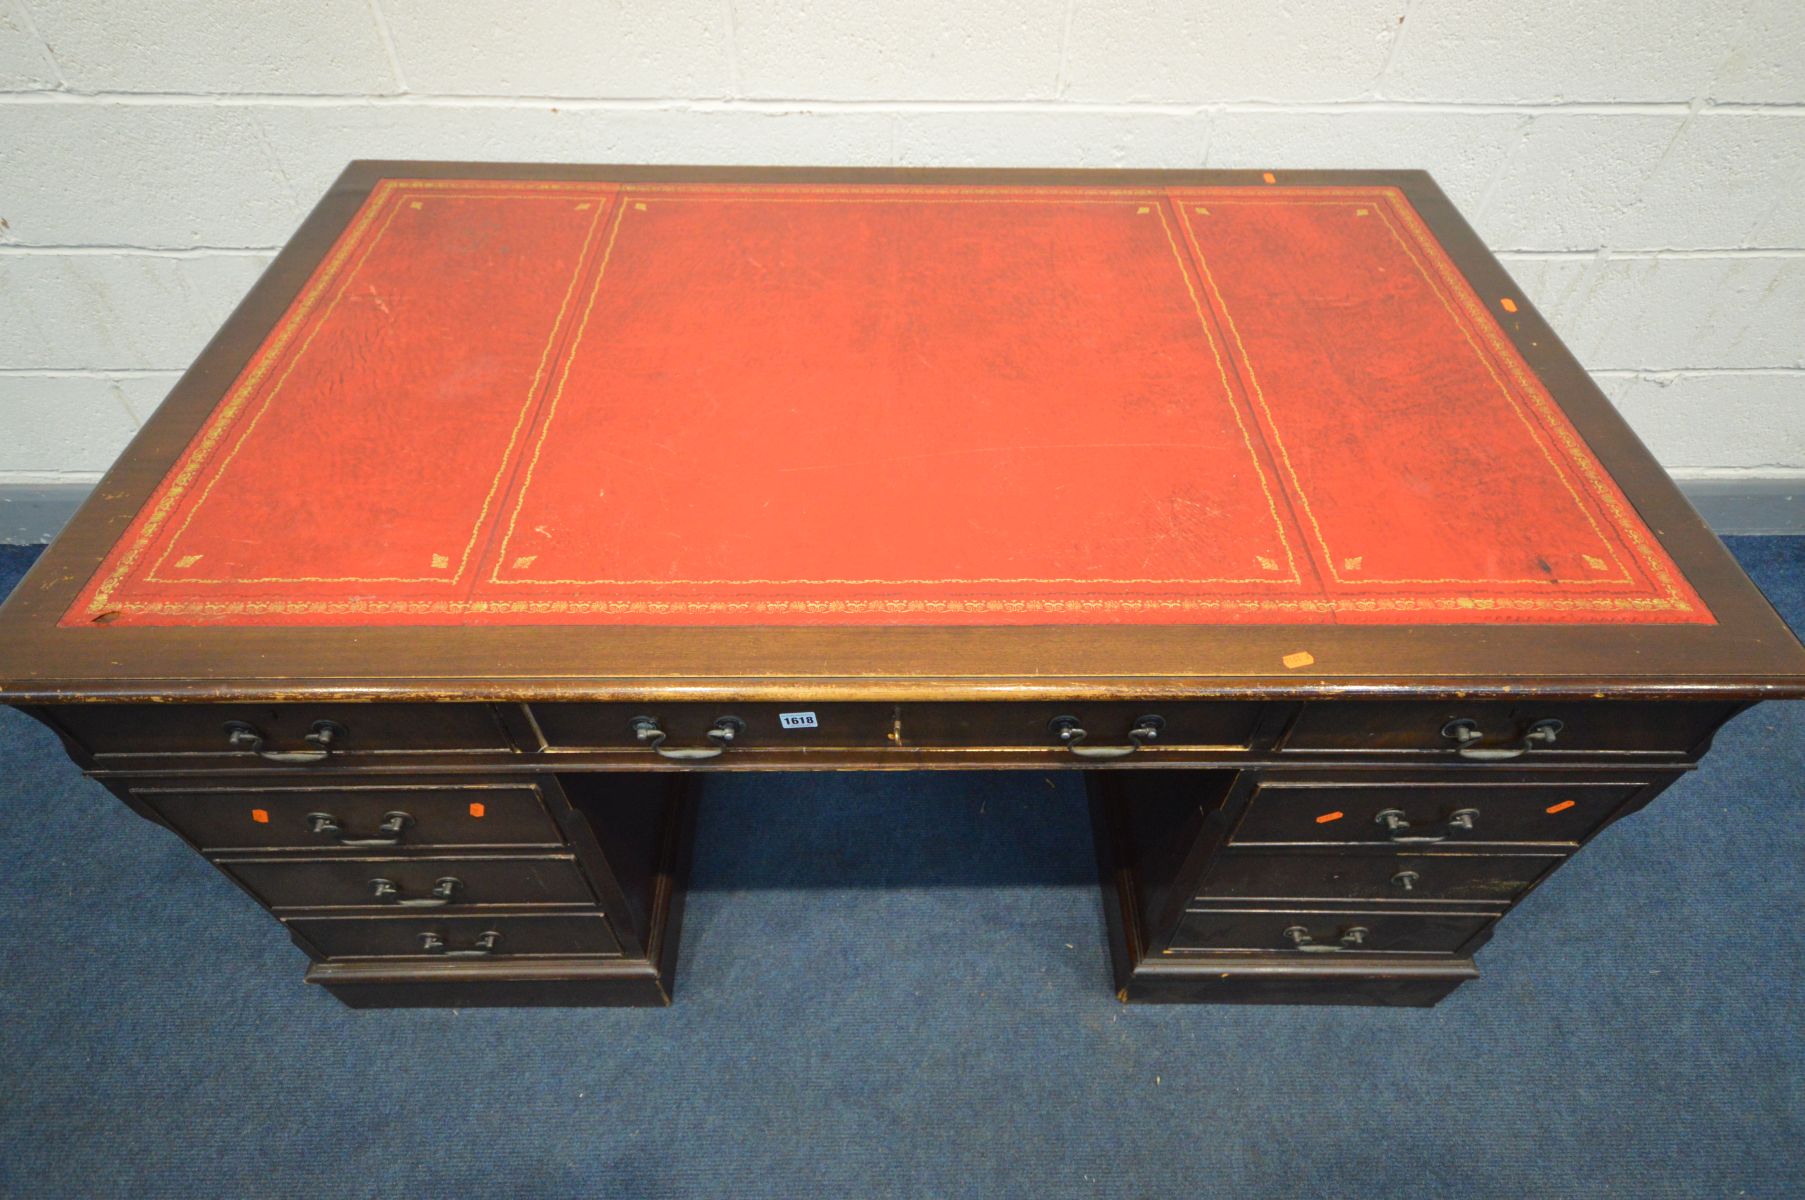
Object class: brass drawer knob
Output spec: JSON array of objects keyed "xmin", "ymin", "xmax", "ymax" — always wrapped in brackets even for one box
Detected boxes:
[
  {"xmin": 418, "ymin": 929, "xmax": 500, "ymax": 957},
  {"xmin": 1441, "ymin": 717, "xmax": 1563, "ymax": 760},
  {"xmin": 1375, "ymin": 807, "xmax": 1478, "ymax": 844},
  {"xmin": 369, "ymin": 876, "xmax": 462, "ymax": 908},
  {"xmin": 630, "ymin": 715, "xmax": 745, "ymax": 760},
  {"xmin": 224, "ymin": 719, "xmax": 345, "ymax": 764},
  {"xmin": 305, "ymin": 810, "xmax": 414, "ymax": 847},
  {"xmin": 1284, "ymin": 925, "xmax": 1369, "ymax": 953},
  {"xmin": 1048, "ymin": 714, "xmax": 1164, "ymax": 759}
]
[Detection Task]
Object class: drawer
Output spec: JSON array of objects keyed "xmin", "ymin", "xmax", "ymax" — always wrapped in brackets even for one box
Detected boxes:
[
  {"xmin": 1282, "ymin": 700, "xmax": 1730, "ymax": 758},
  {"xmin": 287, "ymin": 913, "xmax": 620, "ymax": 960},
  {"xmin": 1229, "ymin": 778, "xmax": 1646, "ymax": 847},
  {"xmin": 52, "ymin": 702, "xmax": 512, "ymax": 761},
  {"xmin": 218, "ymin": 854, "xmax": 594, "ymax": 911},
  {"xmin": 1197, "ymin": 850, "xmax": 1560, "ymax": 905},
  {"xmin": 904, "ymin": 702, "xmax": 1264, "ymax": 752},
  {"xmin": 532, "ymin": 702, "xmax": 896, "ymax": 751},
  {"xmin": 133, "ymin": 783, "xmax": 563, "ymax": 852},
  {"xmin": 1171, "ymin": 908, "xmax": 1494, "ymax": 955},
  {"xmin": 529, "ymin": 701, "xmax": 1265, "ymax": 754}
]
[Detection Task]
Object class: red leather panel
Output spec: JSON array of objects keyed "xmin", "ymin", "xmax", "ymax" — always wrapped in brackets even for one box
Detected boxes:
[
  {"xmin": 64, "ymin": 179, "xmax": 1708, "ymax": 628},
  {"xmin": 1170, "ymin": 187, "xmax": 1697, "ymax": 621}
]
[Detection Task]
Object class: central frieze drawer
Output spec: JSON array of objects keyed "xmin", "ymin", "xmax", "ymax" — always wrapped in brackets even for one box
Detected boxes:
[
  {"xmin": 134, "ymin": 783, "xmax": 564, "ymax": 852},
  {"xmin": 528, "ymin": 701, "xmax": 1265, "ymax": 753},
  {"xmin": 1197, "ymin": 850, "xmax": 1560, "ymax": 905},
  {"xmin": 1171, "ymin": 908, "xmax": 1494, "ymax": 955},
  {"xmin": 219, "ymin": 854, "xmax": 595, "ymax": 911},
  {"xmin": 1228, "ymin": 779, "xmax": 1649, "ymax": 847},
  {"xmin": 287, "ymin": 913, "xmax": 621, "ymax": 960}
]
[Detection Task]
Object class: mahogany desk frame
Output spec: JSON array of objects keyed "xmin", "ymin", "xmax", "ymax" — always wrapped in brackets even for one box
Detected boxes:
[{"xmin": 3, "ymin": 163, "xmax": 1802, "ymax": 1008}]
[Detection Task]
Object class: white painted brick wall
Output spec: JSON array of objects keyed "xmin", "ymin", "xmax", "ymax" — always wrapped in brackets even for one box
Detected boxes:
[
  {"xmin": 1063, "ymin": 2, "xmax": 1402, "ymax": 104},
  {"xmin": 0, "ymin": 0, "xmax": 1799, "ymax": 493},
  {"xmin": 0, "ymin": 374, "xmax": 156, "ymax": 476},
  {"xmin": 0, "ymin": 2, "xmax": 56, "ymax": 89},
  {"xmin": 1383, "ymin": 4, "xmax": 1739, "ymax": 102},
  {"xmin": 0, "ymin": 251, "xmax": 274, "ymax": 368},
  {"xmin": 26, "ymin": 1, "xmax": 396, "ymax": 95},
  {"xmin": 381, "ymin": 0, "xmax": 730, "ymax": 98}
]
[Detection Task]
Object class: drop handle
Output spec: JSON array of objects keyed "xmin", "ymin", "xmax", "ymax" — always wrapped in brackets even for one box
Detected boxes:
[
  {"xmin": 630, "ymin": 715, "xmax": 746, "ymax": 760},
  {"xmin": 369, "ymin": 876, "xmax": 461, "ymax": 908},
  {"xmin": 1390, "ymin": 870, "xmax": 1422, "ymax": 893},
  {"xmin": 418, "ymin": 930, "xmax": 500, "ymax": 958},
  {"xmin": 1375, "ymin": 807, "xmax": 1479, "ymax": 844},
  {"xmin": 306, "ymin": 810, "xmax": 414, "ymax": 847},
  {"xmin": 1048, "ymin": 714, "xmax": 1165, "ymax": 759},
  {"xmin": 224, "ymin": 719, "xmax": 344, "ymax": 764},
  {"xmin": 1442, "ymin": 717, "xmax": 1563, "ymax": 760},
  {"xmin": 1284, "ymin": 925, "xmax": 1369, "ymax": 953}
]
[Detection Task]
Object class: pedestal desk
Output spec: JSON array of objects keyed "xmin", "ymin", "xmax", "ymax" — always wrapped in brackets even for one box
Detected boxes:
[{"xmin": 3, "ymin": 163, "xmax": 1800, "ymax": 1008}]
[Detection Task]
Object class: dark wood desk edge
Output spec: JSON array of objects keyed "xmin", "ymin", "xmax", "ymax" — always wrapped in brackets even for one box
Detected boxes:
[
  {"xmin": 3, "ymin": 163, "xmax": 1802, "ymax": 703},
  {"xmin": 1, "ymin": 675, "xmax": 1802, "ymax": 706}
]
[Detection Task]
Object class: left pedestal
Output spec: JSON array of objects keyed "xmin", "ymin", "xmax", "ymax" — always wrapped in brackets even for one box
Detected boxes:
[
  {"xmin": 56, "ymin": 718, "xmax": 697, "ymax": 1008},
  {"xmin": 303, "ymin": 773, "xmax": 695, "ymax": 1008}
]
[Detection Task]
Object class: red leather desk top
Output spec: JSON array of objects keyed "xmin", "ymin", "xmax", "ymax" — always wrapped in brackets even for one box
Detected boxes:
[{"xmin": 66, "ymin": 178, "xmax": 1708, "ymax": 629}]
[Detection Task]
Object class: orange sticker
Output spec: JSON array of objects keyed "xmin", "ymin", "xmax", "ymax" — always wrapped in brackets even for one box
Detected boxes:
[
  {"xmin": 1262, "ymin": 171, "xmax": 1277, "ymax": 184},
  {"xmin": 1501, "ymin": 297, "xmax": 1519, "ymax": 313},
  {"xmin": 1545, "ymin": 800, "xmax": 1576, "ymax": 814},
  {"xmin": 1282, "ymin": 650, "xmax": 1315, "ymax": 669},
  {"xmin": 251, "ymin": 808, "xmax": 269, "ymax": 824},
  {"xmin": 1315, "ymin": 811, "xmax": 1345, "ymax": 824},
  {"xmin": 468, "ymin": 802, "xmax": 486, "ymax": 818}
]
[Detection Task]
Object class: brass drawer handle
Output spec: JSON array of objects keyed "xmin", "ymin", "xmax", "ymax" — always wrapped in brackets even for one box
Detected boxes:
[
  {"xmin": 306, "ymin": 810, "xmax": 414, "ymax": 847},
  {"xmin": 1049, "ymin": 714, "xmax": 1164, "ymax": 759},
  {"xmin": 1284, "ymin": 925, "xmax": 1369, "ymax": 953},
  {"xmin": 224, "ymin": 719, "xmax": 343, "ymax": 764},
  {"xmin": 418, "ymin": 930, "xmax": 500, "ymax": 957},
  {"xmin": 1375, "ymin": 807, "xmax": 1479, "ymax": 844},
  {"xmin": 630, "ymin": 715, "xmax": 745, "ymax": 760},
  {"xmin": 1441, "ymin": 717, "xmax": 1563, "ymax": 760},
  {"xmin": 369, "ymin": 876, "xmax": 461, "ymax": 908}
]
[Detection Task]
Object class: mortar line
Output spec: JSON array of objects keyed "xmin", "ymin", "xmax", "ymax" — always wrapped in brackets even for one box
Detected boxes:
[
  {"xmin": 366, "ymin": 0, "xmax": 409, "ymax": 94},
  {"xmin": 8, "ymin": 0, "xmax": 66, "ymax": 89},
  {"xmin": 6, "ymin": 92, "xmax": 1784, "ymax": 115}
]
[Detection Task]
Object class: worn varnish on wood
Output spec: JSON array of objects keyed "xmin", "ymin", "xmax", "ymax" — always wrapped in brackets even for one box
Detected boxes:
[{"xmin": 1, "ymin": 163, "xmax": 1801, "ymax": 1010}]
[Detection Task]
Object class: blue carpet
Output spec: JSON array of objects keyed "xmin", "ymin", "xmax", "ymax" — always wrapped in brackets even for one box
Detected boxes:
[{"xmin": 1, "ymin": 538, "xmax": 1801, "ymax": 1199}]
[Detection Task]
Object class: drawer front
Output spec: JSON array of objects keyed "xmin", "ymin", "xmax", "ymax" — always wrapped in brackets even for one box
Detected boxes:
[
  {"xmin": 134, "ymin": 783, "xmax": 563, "ymax": 852},
  {"xmin": 1171, "ymin": 908, "xmax": 1493, "ymax": 955},
  {"xmin": 54, "ymin": 702, "xmax": 512, "ymax": 760},
  {"xmin": 287, "ymin": 913, "xmax": 620, "ymax": 960},
  {"xmin": 1283, "ymin": 700, "xmax": 1729, "ymax": 757},
  {"xmin": 219, "ymin": 854, "xmax": 594, "ymax": 911},
  {"xmin": 530, "ymin": 701, "xmax": 1264, "ymax": 753},
  {"xmin": 533, "ymin": 702, "xmax": 897, "ymax": 751},
  {"xmin": 1197, "ymin": 850, "xmax": 1559, "ymax": 905},
  {"xmin": 903, "ymin": 702, "xmax": 1264, "ymax": 752},
  {"xmin": 1229, "ymin": 779, "xmax": 1643, "ymax": 847}
]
